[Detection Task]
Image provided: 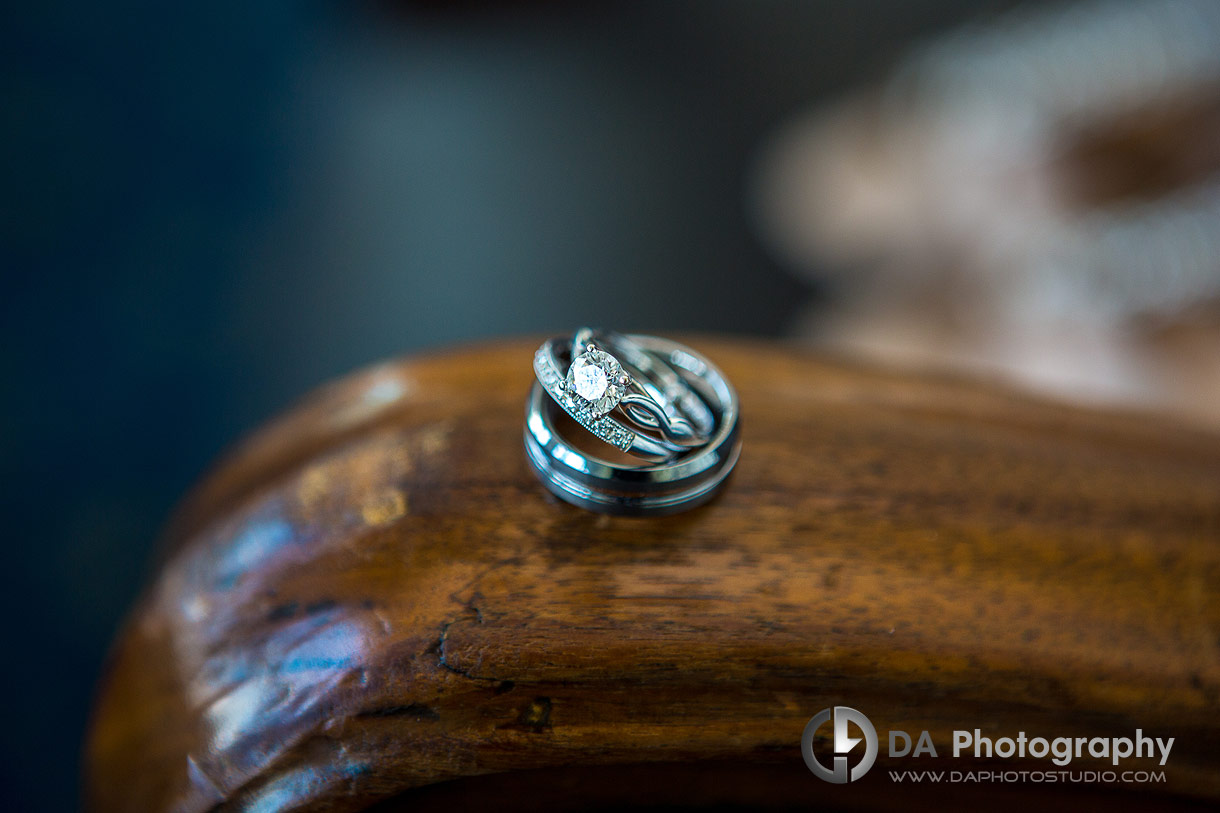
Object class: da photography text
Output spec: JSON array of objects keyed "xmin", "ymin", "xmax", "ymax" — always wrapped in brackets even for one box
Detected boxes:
[{"xmin": 802, "ymin": 706, "xmax": 1174, "ymax": 784}]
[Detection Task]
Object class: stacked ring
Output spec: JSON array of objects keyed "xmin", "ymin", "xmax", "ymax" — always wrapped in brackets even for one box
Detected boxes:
[
  {"xmin": 524, "ymin": 330, "xmax": 740, "ymax": 516},
  {"xmin": 572, "ymin": 327, "xmax": 716, "ymax": 441}
]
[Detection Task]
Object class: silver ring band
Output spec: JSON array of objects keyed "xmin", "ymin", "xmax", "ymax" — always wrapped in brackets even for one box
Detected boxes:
[
  {"xmin": 524, "ymin": 333, "xmax": 740, "ymax": 516},
  {"xmin": 533, "ymin": 337, "xmax": 696, "ymax": 462},
  {"xmin": 572, "ymin": 327, "xmax": 716, "ymax": 442}
]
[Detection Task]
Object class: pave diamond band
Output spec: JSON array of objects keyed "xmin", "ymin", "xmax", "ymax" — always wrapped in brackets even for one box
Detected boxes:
[
  {"xmin": 525, "ymin": 331, "xmax": 740, "ymax": 516},
  {"xmin": 572, "ymin": 328, "xmax": 714, "ymax": 444},
  {"xmin": 533, "ymin": 342, "xmax": 637, "ymax": 454},
  {"xmin": 533, "ymin": 338, "xmax": 693, "ymax": 461}
]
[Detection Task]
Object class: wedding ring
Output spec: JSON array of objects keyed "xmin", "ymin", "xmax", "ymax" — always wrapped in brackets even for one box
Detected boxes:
[
  {"xmin": 572, "ymin": 327, "xmax": 716, "ymax": 443},
  {"xmin": 533, "ymin": 337, "xmax": 699, "ymax": 462},
  {"xmin": 524, "ymin": 332, "xmax": 740, "ymax": 516}
]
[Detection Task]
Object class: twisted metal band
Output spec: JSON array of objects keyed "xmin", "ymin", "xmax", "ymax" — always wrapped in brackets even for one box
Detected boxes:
[{"xmin": 525, "ymin": 333, "xmax": 740, "ymax": 516}]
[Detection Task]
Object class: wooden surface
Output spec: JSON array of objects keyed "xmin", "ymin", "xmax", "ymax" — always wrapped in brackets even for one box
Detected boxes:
[{"xmin": 85, "ymin": 337, "xmax": 1220, "ymax": 811}]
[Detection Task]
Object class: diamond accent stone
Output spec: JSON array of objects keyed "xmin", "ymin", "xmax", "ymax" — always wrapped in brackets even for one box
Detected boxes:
[{"xmin": 564, "ymin": 347, "xmax": 627, "ymax": 418}]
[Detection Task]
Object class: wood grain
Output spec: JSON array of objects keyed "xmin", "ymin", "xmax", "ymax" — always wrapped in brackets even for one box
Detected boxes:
[{"xmin": 85, "ymin": 337, "xmax": 1220, "ymax": 811}]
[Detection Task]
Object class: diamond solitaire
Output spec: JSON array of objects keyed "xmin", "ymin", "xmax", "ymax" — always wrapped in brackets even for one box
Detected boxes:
[
  {"xmin": 526, "ymin": 332, "xmax": 741, "ymax": 514},
  {"xmin": 564, "ymin": 345, "xmax": 630, "ymax": 418}
]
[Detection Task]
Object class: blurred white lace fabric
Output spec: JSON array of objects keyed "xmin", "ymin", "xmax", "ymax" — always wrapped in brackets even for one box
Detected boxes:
[{"xmin": 753, "ymin": 0, "xmax": 1220, "ymax": 428}]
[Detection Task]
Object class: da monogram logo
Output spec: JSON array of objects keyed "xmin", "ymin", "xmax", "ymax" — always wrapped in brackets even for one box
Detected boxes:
[{"xmin": 802, "ymin": 706, "xmax": 879, "ymax": 783}]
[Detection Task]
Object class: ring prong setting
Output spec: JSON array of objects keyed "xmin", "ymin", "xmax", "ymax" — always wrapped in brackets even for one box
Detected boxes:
[{"xmin": 566, "ymin": 345, "xmax": 629, "ymax": 418}]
